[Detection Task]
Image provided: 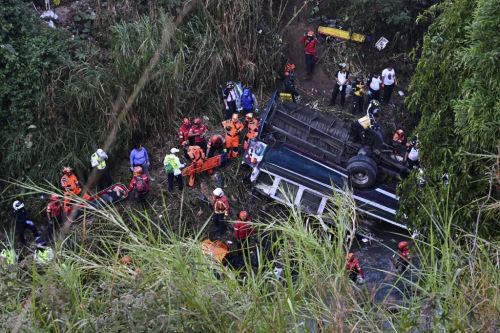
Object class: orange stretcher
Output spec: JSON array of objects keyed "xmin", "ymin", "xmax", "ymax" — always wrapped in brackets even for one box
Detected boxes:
[
  {"xmin": 182, "ymin": 154, "xmax": 227, "ymax": 187},
  {"xmin": 201, "ymin": 239, "xmax": 229, "ymax": 263},
  {"xmin": 318, "ymin": 26, "xmax": 367, "ymax": 43}
]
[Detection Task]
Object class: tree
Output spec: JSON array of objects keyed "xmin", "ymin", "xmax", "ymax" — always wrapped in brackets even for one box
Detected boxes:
[{"xmin": 402, "ymin": 0, "xmax": 499, "ymax": 235}]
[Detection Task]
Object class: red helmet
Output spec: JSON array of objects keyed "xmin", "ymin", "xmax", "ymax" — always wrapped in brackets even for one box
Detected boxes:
[
  {"xmin": 183, "ymin": 118, "xmax": 190, "ymax": 126},
  {"xmin": 284, "ymin": 63, "xmax": 296, "ymax": 74},
  {"xmin": 193, "ymin": 118, "xmax": 202, "ymax": 125},
  {"xmin": 238, "ymin": 210, "xmax": 248, "ymax": 220},
  {"xmin": 211, "ymin": 135, "xmax": 221, "ymax": 143},
  {"xmin": 398, "ymin": 241, "xmax": 408, "ymax": 250}
]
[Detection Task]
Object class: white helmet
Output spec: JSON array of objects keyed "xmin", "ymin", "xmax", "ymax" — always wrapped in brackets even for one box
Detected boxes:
[
  {"xmin": 213, "ymin": 188, "xmax": 224, "ymax": 197},
  {"xmin": 170, "ymin": 148, "xmax": 180, "ymax": 154},
  {"xmin": 13, "ymin": 200, "xmax": 24, "ymax": 211},
  {"xmin": 96, "ymin": 148, "xmax": 108, "ymax": 159}
]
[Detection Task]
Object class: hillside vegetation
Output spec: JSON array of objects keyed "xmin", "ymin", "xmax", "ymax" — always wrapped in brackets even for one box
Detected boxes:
[{"xmin": 0, "ymin": 0, "xmax": 499, "ymax": 331}]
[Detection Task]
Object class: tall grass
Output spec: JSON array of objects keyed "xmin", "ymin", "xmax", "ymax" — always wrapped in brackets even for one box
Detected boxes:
[{"xmin": 1, "ymin": 183, "xmax": 498, "ymax": 332}]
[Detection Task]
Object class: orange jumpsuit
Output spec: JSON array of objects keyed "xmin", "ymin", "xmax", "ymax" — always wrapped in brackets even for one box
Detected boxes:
[
  {"xmin": 244, "ymin": 118, "xmax": 260, "ymax": 150},
  {"xmin": 187, "ymin": 145, "xmax": 205, "ymax": 168},
  {"xmin": 60, "ymin": 174, "xmax": 82, "ymax": 196},
  {"xmin": 222, "ymin": 119, "xmax": 244, "ymax": 158}
]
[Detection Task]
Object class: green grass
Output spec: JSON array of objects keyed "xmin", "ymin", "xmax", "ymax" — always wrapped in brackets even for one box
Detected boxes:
[{"xmin": 1, "ymin": 185, "xmax": 498, "ymax": 332}]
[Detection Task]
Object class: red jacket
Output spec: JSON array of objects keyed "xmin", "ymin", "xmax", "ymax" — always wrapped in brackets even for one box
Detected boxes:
[
  {"xmin": 300, "ymin": 36, "xmax": 319, "ymax": 55},
  {"xmin": 346, "ymin": 258, "xmax": 365, "ymax": 278},
  {"xmin": 189, "ymin": 124, "xmax": 208, "ymax": 144},
  {"xmin": 128, "ymin": 174, "xmax": 150, "ymax": 194},
  {"xmin": 213, "ymin": 195, "xmax": 230, "ymax": 215},
  {"xmin": 234, "ymin": 218, "xmax": 254, "ymax": 240},
  {"xmin": 47, "ymin": 201, "xmax": 62, "ymax": 218},
  {"xmin": 178, "ymin": 123, "xmax": 191, "ymax": 145},
  {"xmin": 399, "ymin": 248, "xmax": 411, "ymax": 260}
]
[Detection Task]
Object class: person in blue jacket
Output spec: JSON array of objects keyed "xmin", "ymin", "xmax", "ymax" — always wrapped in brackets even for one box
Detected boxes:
[
  {"xmin": 240, "ymin": 88, "xmax": 259, "ymax": 115},
  {"xmin": 129, "ymin": 143, "xmax": 154, "ymax": 181}
]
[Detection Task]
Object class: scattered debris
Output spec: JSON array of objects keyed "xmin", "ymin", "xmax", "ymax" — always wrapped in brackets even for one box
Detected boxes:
[{"xmin": 375, "ymin": 37, "xmax": 389, "ymax": 51}]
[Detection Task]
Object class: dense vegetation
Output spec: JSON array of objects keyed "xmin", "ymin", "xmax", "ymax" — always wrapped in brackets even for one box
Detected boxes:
[
  {"xmin": 401, "ymin": 0, "xmax": 499, "ymax": 234},
  {"xmin": 0, "ymin": 0, "xmax": 498, "ymax": 331}
]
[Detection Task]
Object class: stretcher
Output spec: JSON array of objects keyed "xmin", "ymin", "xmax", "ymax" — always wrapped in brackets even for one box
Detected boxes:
[
  {"xmin": 182, "ymin": 154, "xmax": 227, "ymax": 187},
  {"xmin": 201, "ymin": 239, "xmax": 229, "ymax": 263},
  {"xmin": 86, "ymin": 183, "xmax": 129, "ymax": 205},
  {"xmin": 318, "ymin": 26, "xmax": 367, "ymax": 43}
]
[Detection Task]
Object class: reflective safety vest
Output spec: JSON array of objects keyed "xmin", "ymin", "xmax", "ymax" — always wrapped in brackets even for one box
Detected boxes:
[
  {"xmin": 163, "ymin": 154, "xmax": 181, "ymax": 173},
  {"xmin": 34, "ymin": 248, "xmax": 54, "ymax": 264},
  {"xmin": 0, "ymin": 249, "xmax": 17, "ymax": 265},
  {"xmin": 91, "ymin": 153, "xmax": 106, "ymax": 170}
]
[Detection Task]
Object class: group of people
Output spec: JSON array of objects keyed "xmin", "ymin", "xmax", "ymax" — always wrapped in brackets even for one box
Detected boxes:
[
  {"xmin": 330, "ymin": 64, "xmax": 398, "ymax": 113},
  {"xmin": 6, "ymin": 52, "xmax": 412, "ymax": 283},
  {"xmin": 298, "ymin": 30, "xmax": 399, "ymax": 113}
]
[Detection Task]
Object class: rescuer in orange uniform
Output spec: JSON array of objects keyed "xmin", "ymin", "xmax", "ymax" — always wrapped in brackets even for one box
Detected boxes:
[
  {"xmin": 222, "ymin": 113, "xmax": 244, "ymax": 158},
  {"xmin": 212, "ymin": 187, "xmax": 230, "ymax": 234},
  {"xmin": 244, "ymin": 113, "xmax": 260, "ymax": 150},
  {"xmin": 187, "ymin": 145, "xmax": 205, "ymax": 168},
  {"xmin": 60, "ymin": 167, "xmax": 82, "ymax": 196}
]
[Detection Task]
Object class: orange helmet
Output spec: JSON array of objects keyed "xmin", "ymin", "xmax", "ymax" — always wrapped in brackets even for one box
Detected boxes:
[
  {"xmin": 398, "ymin": 241, "xmax": 408, "ymax": 250},
  {"xmin": 193, "ymin": 118, "xmax": 202, "ymax": 125},
  {"xmin": 183, "ymin": 118, "xmax": 190, "ymax": 126},
  {"xmin": 62, "ymin": 166, "xmax": 73, "ymax": 174},
  {"xmin": 238, "ymin": 210, "xmax": 248, "ymax": 220},
  {"xmin": 133, "ymin": 166, "xmax": 143, "ymax": 175},
  {"xmin": 306, "ymin": 30, "xmax": 315, "ymax": 37},
  {"xmin": 231, "ymin": 113, "xmax": 239, "ymax": 122}
]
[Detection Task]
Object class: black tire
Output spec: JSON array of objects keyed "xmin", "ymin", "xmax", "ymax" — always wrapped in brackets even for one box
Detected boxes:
[{"xmin": 347, "ymin": 155, "xmax": 378, "ymax": 189}]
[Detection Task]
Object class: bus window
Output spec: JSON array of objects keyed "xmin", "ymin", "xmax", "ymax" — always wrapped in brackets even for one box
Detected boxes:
[
  {"xmin": 275, "ymin": 179, "xmax": 299, "ymax": 203},
  {"xmin": 300, "ymin": 190, "xmax": 323, "ymax": 214}
]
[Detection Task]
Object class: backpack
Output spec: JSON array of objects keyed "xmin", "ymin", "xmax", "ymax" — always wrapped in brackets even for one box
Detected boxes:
[
  {"xmin": 135, "ymin": 175, "xmax": 147, "ymax": 194},
  {"xmin": 165, "ymin": 162, "xmax": 174, "ymax": 173}
]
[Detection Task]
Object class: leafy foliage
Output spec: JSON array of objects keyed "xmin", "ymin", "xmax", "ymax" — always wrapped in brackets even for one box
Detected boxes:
[
  {"xmin": 328, "ymin": 0, "xmax": 435, "ymax": 50},
  {"xmin": 0, "ymin": 0, "xmax": 74, "ymax": 181},
  {"xmin": 401, "ymin": 0, "xmax": 499, "ymax": 234}
]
